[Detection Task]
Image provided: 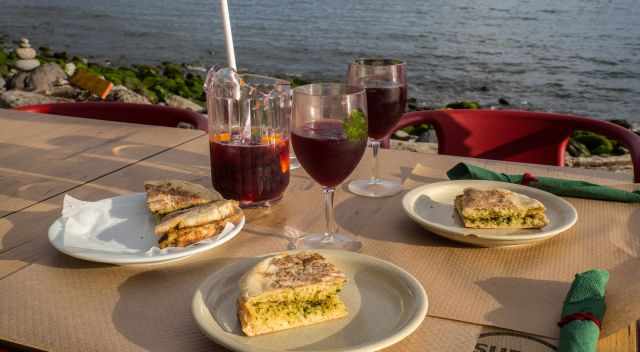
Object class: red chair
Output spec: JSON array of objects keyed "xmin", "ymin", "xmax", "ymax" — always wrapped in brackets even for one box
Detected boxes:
[
  {"xmin": 15, "ymin": 102, "xmax": 208, "ymax": 131},
  {"xmin": 383, "ymin": 109, "xmax": 640, "ymax": 182}
]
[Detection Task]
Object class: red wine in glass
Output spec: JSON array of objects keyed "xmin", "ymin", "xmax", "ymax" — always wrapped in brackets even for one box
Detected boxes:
[
  {"xmin": 210, "ymin": 133, "xmax": 290, "ymax": 206},
  {"xmin": 290, "ymin": 83, "xmax": 367, "ymax": 251},
  {"xmin": 291, "ymin": 120, "xmax": 367, "ymax": 187},
  {"xmin": 347, "ymin": 58, "xmax": 407, "ymax": 198},
  {"xmin": 365, "ymin": 81, "xmax": 408, "ymax": 139}
]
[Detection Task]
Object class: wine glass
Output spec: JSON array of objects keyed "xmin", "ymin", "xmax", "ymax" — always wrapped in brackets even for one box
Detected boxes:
[
  {"xmin": 346, "ymin": 59, "xmax": 407, "ymax": 198},
  {"xmin": 291, "ymin": 83, "xmax": 368, "ymax": 251}
]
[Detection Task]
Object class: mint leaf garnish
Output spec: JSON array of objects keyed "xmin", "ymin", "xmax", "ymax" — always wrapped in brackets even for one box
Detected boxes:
[{"xmin": 343, "ymin": 109, "xmax": 367, "ymax": 141}]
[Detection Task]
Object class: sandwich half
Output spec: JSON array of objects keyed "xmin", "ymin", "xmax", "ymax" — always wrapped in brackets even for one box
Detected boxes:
[
  {"xmin": 238, "ymin": 252, "xmax": 348, "ymax": 336},
  {"xmin": 144, "ymin": 180, "xmax": 222, "ymax": 215},
  {"xmin": 154, "ymin": 200, "xmax": 242, "ymax": 248},
  {"xmin": 455, "ymin": 188, "xmax": 549, "ymax": 229}
]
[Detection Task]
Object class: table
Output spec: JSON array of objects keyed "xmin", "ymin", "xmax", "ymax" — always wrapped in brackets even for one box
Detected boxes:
[
  {"xmin": 0, "ymin": 109, "xmax": 204, "ymax": 219},
  {"xmin": 0, "ymin": 109, "xmax": 637, "ymax": 352}
]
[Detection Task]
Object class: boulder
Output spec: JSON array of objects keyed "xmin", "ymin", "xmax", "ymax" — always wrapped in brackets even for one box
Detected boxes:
[
  {"xmin": 16, "ymin": 47, "xmax": 36, "ymax": 60},
  {"xmin": 185, "ymin": 65, "xmax": 207, "ymax": 73},
  {"xmin": 0, "ymin": 90, "xmax": 71, "ymax": 108},
  {"xmin": 572, "ymin": 131, "xmax": 614, "ymax": 155},
  {"xmin": 176, "ymin": 121, "xmax": 197, "ymax": 129},
  {"xmin": 30, "ymin": 63, "xmax": 67, "ymax": 93},
  {"xmin": 14, "ymin": 59, "xmax": 40, "ymax": 72},
  {"xmin": 613, "ymin": 145, "xmax": 629, "ymax": 156},
  {"xmin": 445, "ymin": 101, "xmax": 481, "ymax": 109},
  {"xmin": 8, "ymin": 72, "xmax": 30, "ymax": 90},
  {"xmin": 416, "ymin": 129, "xmax": 438, "ymax": 143},
  {"xmin": 392, "ymin": 130, "xmax": 411, "ymax": 141},
  {"xmin": 107, "ymin": 85, "xmax": 151, "ymax": 104},
  {"xmin": 49, "ymin": 85, "xmax": 83, "ymax": 99},
  {"xmin": 390, "ymin": 140, "xmax": 438, "ymax": 154},
  {"xmin": 565, "ymin": 154, "xmax": 632, "ymax": 173},
  {"xmin": 567, "ymin": 139, "xmax": 591, "ymax": 157},
  {"xmin": 608, "ymin": 119, "xmax": 631, "ymax": 129},
  {"xmin": 0, "ymin": 64, "xmax": 9, "ymax": 78},
  {"xmin": 405, "ymin": 123, "xmax": 431, "ymax": 136},
  {"xmin": 165, "ymin": 94, "xmax": 204, "ymax": 112},
  {"xmin": 19, "ymin": 38, "xmax": 31, "ymax": 48},
  {"xmin": 64, "ymin": 62, "xmax": 77, "ymax": 77},
  {"xmin": 607, "ymin": 119, "xmax": 640, "ymax": 135}
]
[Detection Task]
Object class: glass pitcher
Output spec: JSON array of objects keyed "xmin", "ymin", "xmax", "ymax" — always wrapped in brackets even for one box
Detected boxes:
[{"xmin": 205, "ymin": 68, "xmax": 291, "ymax": 207}]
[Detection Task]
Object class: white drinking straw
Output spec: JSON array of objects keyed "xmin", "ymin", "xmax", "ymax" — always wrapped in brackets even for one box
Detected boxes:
[{"xmin": 219, "ymin": 0, "xmax": 237, "ymax": 70}]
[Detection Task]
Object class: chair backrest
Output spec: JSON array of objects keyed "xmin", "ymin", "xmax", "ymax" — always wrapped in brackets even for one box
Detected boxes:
[
  {"xmin": 15, "ymin": 102, "xmax": 208, "ymax": 132},
  {"xmin": 385, "ymin": 109, "xmax": 640, "ymax": 182}
]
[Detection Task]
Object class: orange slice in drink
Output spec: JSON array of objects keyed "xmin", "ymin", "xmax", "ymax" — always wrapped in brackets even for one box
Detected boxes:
[
  {"xmin": 212, "ymin": 133, "xmax": 231, "ymax": 142},
  {"xmin": 260, "ymin": 133, "xmax": 283, "ymax": 145}
]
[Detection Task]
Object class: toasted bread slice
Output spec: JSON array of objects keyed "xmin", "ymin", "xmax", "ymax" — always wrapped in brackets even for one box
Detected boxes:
[
  {"xmin": 238, "ymin": 252, "xmax": 348, "ymax": 336},
  {"xmin": 455, "ymin": 188, "xmax": 549, "ymax": 229},
  {"xmin": 158, "ymin": 207, "xmax": 243, "ymax": 248},
  {"xmin": 154, "ymin": 200, "xmax": 238, "ymax": 236},
  {"xmin": 144, "ymin": 180, "xmax": 222, "ymax": 215}
]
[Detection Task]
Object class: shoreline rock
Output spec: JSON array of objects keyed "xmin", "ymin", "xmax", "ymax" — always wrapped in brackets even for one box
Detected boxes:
[
  {"xmin": 390, "ymin": 140, "xmax": 439, "ymax": 154},
  {"xmin": 64, "ymin": 62, "xmax": 76, "ymax": 76},
  {"xmin": 107, "ymin": 85, "xmax": 151, "ymax": 104},
  {"xmin": 14, "ymin": 59, "xmax": 39, "ymax": 71},
  {"xmin": 30, "ymin": 63, "xmax": 67, "ymax": 93},
  {"xmin": 0, "ymin": 90, "xmax": 71, "ymax": 108},
  {"xmin": 165, "ymin": 94, "xmax": 204, "ymax": 112},
  {"xmin": 16, "ymin": 48, "xmax": 36, "ymax": 60},
  {"xmin": 565, "ymin": 154, "xmax": 633, "ymax": 172}
]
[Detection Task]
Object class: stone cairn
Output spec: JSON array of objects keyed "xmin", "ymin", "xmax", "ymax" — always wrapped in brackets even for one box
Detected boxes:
[{"xmin": 14, "ymin": 38, "xmax": 40, "ymax": 72}]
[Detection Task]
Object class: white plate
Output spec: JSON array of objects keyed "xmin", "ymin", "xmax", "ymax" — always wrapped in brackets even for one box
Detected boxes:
[
  {"xmin": 192, "ymin": 250, "xmax": 428, "ymax": 352},
  {"xmin": 48, "ymin": 193, "xmax": 244, "ymax": 265},
  {"xmin": 402, "ymin": 180, "xmax": 578, "ymax": 247}
]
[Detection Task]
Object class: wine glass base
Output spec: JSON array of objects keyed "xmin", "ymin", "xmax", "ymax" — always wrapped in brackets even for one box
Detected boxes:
[
  {"xmin": 348, "ymin": 179, "xmax": 403, "ymax": 198},
  {"xmin": 292, "ymin": 233, "xmax": 362, "ymax": 251}
]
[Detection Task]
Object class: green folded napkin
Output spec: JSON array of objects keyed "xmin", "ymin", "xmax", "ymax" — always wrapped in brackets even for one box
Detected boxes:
[
  {"xmin": 447, "ymin": 162, "xmax": 640, "ymax": 203},
  {"xmin": 558, "ymin": 269, "xmax": 609, "ymax": 352}
]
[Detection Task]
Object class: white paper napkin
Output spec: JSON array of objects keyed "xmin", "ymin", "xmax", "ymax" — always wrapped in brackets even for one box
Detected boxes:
[{"xmin": 59, "ymin": 193, "xmax": 235, "ymax": 256}]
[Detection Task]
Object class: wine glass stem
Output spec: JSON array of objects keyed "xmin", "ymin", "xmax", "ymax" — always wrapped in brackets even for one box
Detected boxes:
[
  {"xmin": 321, "ymin": 186, "xmax": 337, "ymax": 242},
  {"xmin": 370, "ymin": 139, "xmax": 381, "ymax": 184}
]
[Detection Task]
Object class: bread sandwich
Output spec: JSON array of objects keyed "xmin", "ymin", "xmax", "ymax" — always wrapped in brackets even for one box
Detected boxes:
[
  {"xmin": 143, "ymin": 180, "xmax": 242, "ymax": 248},
  {"xmin": 144, "ymin": 180, "xmax": 222, "ymax": 215},
  {"xmin": 455, "ymin": 188, "xmax": 549, "ymax": 229},
  {"xmin": 238, "ymin": 252, "xmax": 348, "ymax": 336},
  {"xmin": 153, "ymin": 200, "xmax": 242, "ymax": 248}
]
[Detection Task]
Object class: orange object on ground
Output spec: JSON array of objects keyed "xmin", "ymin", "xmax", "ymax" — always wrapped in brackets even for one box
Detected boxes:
[{"xmin": 69, "ymin": 69, "xmax": 113, "ymax": 99}]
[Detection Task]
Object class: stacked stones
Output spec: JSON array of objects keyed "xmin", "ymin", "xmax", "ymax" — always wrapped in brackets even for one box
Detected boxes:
[{"xmin": 14, "ymin": 38, "xmax": 40, "ymax": 72}]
